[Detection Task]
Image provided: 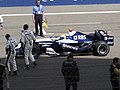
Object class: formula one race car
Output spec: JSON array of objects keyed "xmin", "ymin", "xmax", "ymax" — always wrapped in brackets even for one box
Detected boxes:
[{"xmin": 15, "ymin": 29, "xmax": 114, "ymax": 59}]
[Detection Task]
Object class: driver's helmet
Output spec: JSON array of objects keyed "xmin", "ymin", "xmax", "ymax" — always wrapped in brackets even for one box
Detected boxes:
[
  {"xmin": 68, "ymin": 28, "xmax": 74, "ymax": 32},
  {"xmin": 68, "ymin": 28, "xmax": 76, "ymax": 36}
]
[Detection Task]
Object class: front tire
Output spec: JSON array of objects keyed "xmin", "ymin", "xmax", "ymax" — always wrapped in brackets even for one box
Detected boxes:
[
  {"xmin": 32, "ymin": 44, "xmax": 41, "ymax": 59},
  {"xmin": 94, "ymin": 41, "xmax": 110, "ymax": 56}
]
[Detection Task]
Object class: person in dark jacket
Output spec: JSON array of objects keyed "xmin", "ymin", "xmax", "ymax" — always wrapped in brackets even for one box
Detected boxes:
[
  {"xmin": 61, "ymin": 52, "xmax": 79, "ymax": 90},
  {"xmin": 109, "ymin": 57, "xmax": 120, "ymax": 90}
]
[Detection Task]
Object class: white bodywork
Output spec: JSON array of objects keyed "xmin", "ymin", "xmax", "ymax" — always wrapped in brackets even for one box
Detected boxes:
[
  {"xmin": 46, "ymin": 48, "xmax": 60, "ymax": 56},
  {"xmin": 46, "ymin": 39, "xmax": 78, "ymax": 56},
  {"xmin": 56, "ymin": 39, "xmax": 78, "ymax": 43}
]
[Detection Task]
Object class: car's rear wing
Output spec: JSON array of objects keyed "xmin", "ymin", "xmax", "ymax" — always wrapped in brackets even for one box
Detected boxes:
[
  {"xmin": 106, "ymin": 36, "xmax": 114, "ymax": 46},
  {"xmin": 95, "ymin": 30, "xmax": 114, "ymax": 46}
]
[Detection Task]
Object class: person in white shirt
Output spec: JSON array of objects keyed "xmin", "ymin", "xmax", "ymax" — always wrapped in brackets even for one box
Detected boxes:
[
  {"xmin": 0, "ymin": 15, "xmax": 3, "ymax": 28},
  {"xmin": 5, "ymin": 34, "xmax": 17, "ymax": 76},
  {"xmin": 21, "ymin": 24, "xmax": 36, "ymax": 69}
]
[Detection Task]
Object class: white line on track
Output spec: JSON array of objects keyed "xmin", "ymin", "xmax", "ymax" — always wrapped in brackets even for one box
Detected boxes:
[{"xmin": 1, "ymin": 10, "xmax": 120, "ymax": 17}]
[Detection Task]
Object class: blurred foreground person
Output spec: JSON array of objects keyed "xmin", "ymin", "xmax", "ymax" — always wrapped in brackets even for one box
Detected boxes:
[
  {"xmin": 0, "ymin": 63, "xmax": 5, "ymax": 90},
  {"xmin": 61, "ymin": 52, "xmax": 79, "ymax": 90},
  {"xmin": 21, "ymin": 24, "xmax": 36, "ymax": 69},
  {"xmin": 109, "ymin": 57, "xmax": 120, "ymax": 90},
  {"xmin": 5, "ymin": 34, "xmax": 17, "ymax": 76}
]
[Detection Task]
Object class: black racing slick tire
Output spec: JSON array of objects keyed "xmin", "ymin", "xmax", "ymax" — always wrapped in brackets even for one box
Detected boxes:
[
  {"xmin": 32, "ymin": 44, "xmax": 41, "ymax": 59},
  {"xmin": 94, "ymin": 41, "xmax": 110, "ymax": 56},
  {"xmin": 89, "ymin": 33, "xmax": 94, "ymax": 37}
]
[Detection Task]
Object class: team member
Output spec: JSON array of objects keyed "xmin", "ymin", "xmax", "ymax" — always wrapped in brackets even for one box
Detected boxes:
[
  {"xmin": 61, "ymin": 52, "xmax": 80, "ymax": 90},
  {"xmin": 5, "ymin": 34, "xmax": 17, "ymax": 76},
  {"xmin": 0, "ymin": 15, "xmax": 3, "ymax": 28},
  {"xmin": 32, "ymin": 0, "xmax": 45, "ymax": 37},
  {"xmin": 21, "ymin": 24, "xmax": 36, "ymax": 69},
  {"xmin": 109, "ymin": 57, "xmax": 120, "ymax": 90}
]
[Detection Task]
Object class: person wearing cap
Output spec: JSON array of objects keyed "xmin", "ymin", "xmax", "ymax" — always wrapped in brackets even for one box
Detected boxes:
[
  {"xmin": 5, "ymin": 34, "xmax": 18, "ymax": 76},
  {"xmin": 32, "ymin": 0, "xmax": 45, "ymax": 37},
  {"xmin": 109, "ymin": 57, "xmax": 120, "ymax": 90},
  {"xmin": 61, "ymin": 52, "xmax": 79, "ymax": 90},
  {"xmin": 21, "ymin": 24, "xmax": 36, "ymax": 69}
]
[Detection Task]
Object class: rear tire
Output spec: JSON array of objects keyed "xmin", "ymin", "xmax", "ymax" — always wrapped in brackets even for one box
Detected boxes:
[
  {"xmin": 89, "ymin": 33, "xmax": 94, "ymax": 37},
  {"xmin": 94, "ymin": 41, "xmax": 110, "ymax": 56},
  {"xmin": 32, "ymin": 44, "xmax": 41, "ymax": 59}
]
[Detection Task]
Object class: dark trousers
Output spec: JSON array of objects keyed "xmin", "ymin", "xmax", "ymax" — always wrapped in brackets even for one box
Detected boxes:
[
  {"xmin": 111, "ymin": 80, "xmax": 119, "ymax": 90},
  {"xmin": 34, "ymin": 14, "xmax": 43, "ymax": 35},
  {"xmin": 65, "ymin": 82, "xmax": 77, "ymax": 90},
  {"xmin": 0, "ymin": 79, "xmax": 3, "ymax": 90}
]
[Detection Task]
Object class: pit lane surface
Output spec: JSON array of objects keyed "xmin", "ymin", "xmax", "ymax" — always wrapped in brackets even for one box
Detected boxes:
[
  {"xmin": 0, "ymin": 4, "xmax": 120, "ymax": 90},
  {"xmin": 3, "ymin": 57, "xmax": 112, "ymax": 90}
]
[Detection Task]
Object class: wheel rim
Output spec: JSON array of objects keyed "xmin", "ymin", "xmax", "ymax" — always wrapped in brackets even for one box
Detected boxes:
[
  {"xmin": 98, "ymin": 44, "xmax": 108, "ymax": 55},
  {"xmin": 32, "ymin": 48, "xmax": 38, "ymax": 57}
]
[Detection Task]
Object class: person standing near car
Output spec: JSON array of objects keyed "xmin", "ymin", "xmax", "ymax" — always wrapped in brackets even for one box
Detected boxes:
[
  {"xmin": 5, "ymin": 34, "xmax": 17, "ymax": 76},
  {"xmin": 32, "ymin": 0, "xmax": 45, "ymax": 37},
  {"xmin": 61, "ymin": 52, "xmax": 80, "ymax": 90},
  {"xmin": 21, "ymin": 24, "xmax": 36, "ymax": 69},
  {"xmin": 0, "ymin": 15, "xmax": 3, "ymax": 29},
  {"xmin": 109, "ymin": 57, "xmax": 120, "ymax": 90}
]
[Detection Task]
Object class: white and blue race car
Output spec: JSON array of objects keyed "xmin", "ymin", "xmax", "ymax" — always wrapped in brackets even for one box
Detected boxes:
[{"xmin": 15, "ymin": 30, "xmax": 114, "ymax": 59}]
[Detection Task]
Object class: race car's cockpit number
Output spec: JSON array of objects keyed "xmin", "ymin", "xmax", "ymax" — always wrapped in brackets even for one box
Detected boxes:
[{"xmin": 73, "ymin": 35, "xmax": 86, "ymax": 40}]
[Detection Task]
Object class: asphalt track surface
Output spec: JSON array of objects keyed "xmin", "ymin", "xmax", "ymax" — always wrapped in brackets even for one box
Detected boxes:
[
  {"xmin": 3, "ymin": 57, "xmax": 112, "ymax": 90},
  {"xmin": 0, "ymin": 4, "xmax": 120, "ymax": 90}
]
